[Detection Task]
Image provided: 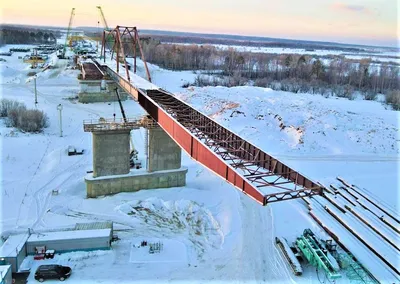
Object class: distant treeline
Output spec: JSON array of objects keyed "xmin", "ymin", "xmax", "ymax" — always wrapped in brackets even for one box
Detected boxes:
[
  {"xmin": 141, "ymin": 34, "xmax": 368, "ymax": 53},
  {"xmin": 0, "ymin": 26, "xmax": 61, "ymax": 45},
  {"xmin": 136, "ymin": 41, "xmax": 399, "ymax": 109}
]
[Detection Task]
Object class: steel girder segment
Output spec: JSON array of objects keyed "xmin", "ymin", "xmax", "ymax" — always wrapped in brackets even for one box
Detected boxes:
[{"xmin": 100, "ymin": 63, "xmax": 323, "ymax": 205}]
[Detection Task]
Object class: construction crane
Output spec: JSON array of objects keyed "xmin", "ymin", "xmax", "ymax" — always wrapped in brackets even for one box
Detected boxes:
[
  {"xmin": 114, "ymin": 88, "xmax": 141, "ymax": 169},
  {"xmin": 58, "ymin": 8, "xmax": 75, "ymax": 59},
  {"xmin": 96, "ymin": 6, "xmax": 114, "ymax": 56},
  {"xmin": 96, "ymin": 6, "xmax": 109, "ymax": 30}
]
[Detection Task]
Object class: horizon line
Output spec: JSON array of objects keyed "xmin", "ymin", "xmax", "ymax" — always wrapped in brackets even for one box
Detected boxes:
[{"xmin": 1, "ymin": 22, "xmax": 398, "ymax": 49}]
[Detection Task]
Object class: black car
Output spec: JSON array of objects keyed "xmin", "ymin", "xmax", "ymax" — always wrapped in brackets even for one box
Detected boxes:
[{"xmin": 34, "ymin": 265, "xmax": 72, "ymax": 282}]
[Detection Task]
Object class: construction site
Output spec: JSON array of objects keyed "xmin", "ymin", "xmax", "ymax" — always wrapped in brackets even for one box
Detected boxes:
[{"xmin": 1, "ymin": 5, "xmax": 399, "ymax": 284}]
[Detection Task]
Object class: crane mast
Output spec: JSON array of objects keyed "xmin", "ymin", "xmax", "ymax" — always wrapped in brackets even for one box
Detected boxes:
[
  {"xmin": 96, "ymin": 6, "xmax": 109, "ymax": 30},
  {"xmin": 59, "ymin": 8, "xmax": 75, "ymax": 59}
]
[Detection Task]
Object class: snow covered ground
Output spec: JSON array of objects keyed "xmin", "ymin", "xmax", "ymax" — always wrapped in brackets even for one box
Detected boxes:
[{"xmin": 1, "ymin": 44, "xmax": 399, "ymax": 283}]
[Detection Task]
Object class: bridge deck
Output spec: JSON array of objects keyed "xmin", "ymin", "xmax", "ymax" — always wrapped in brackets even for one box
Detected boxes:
[{"xmin": 94, "ymin": 60, "xmax": 323, "ymax": 205}]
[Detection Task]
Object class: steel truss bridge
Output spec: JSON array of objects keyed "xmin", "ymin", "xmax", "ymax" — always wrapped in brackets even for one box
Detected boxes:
[{"xmin": 91, "ymin": 25, "xmax": 325, "ymax": 205}]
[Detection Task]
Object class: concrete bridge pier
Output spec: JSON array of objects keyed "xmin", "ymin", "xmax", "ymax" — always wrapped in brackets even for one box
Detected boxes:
[
  {"xmin": 84, "ymin": 119, "xmax": 187, "ymax": 198},
  {"xmin": 147, "ymin": 127, "xmax": 182, "ymax": 172},
  {"xmin": 92, "ymin": 129, "xmax": 131, "ymax": 178}
]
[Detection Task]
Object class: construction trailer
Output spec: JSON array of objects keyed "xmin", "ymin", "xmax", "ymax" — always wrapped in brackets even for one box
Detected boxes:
[
  {"xmin": 0, "ymin": 265, "xmax": 12, "ymax": 284},
  {"xmin": 0, "ymin": 234, "xmax": 28, "ymax": 273},
  {"xmin": 26, "ymin": 228, "xmax": 112, "ymax": 254},
  {"xmin": 0, "ymin": 222, "xmax": 113, "ymax": 274}
]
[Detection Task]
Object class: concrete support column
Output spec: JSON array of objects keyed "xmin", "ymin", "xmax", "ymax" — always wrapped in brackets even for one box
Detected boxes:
[
  {"xmin": 147, "ymin": 128, "xmax": 182, "ymax": 172},
  {"xmin": 92, "ymin": 130, "xmax": 131, "ymax": 177}
]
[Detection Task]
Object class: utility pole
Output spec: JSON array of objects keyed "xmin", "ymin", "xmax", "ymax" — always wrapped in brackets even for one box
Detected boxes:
[
  {"xmin": 34, "ymin": 75, "xmax": 38, "ymax": 105},
  {"xmin": 57, "ymin": 104, "xmax": 63, "ymax": 137}
]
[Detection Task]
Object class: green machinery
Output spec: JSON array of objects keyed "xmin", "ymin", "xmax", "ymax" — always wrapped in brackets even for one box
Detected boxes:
[
  {"xmin": 336, "ymin": 253, "xmax": 379, "ymax": 284},
  {"xmin": 296, "ymin": 229, "xmax": 341, "ymax": 279}
]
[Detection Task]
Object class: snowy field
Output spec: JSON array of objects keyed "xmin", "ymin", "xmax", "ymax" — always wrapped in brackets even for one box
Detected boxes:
[{"xmin": 1, "ymin": 44, "xmax": 399, "ymax": 283}]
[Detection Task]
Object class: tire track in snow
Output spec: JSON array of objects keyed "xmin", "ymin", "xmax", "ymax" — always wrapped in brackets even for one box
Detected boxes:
[
  {"xmin": 29, "ymin": 155, "xmax": 89, "ymax": 230},
  {"xmin": 15, "ymin": 136, "xmax": 51, "ymax": 227},
  {"xmin": 235, "ymin": 195, "xmax": 293, "ymax": 282}
]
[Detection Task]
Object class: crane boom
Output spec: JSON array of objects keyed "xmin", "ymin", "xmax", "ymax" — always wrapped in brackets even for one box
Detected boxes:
[
  {"xmin": 114, "ymin": 88, "xmax": 127, "ymax": 122},
  {"xmin": 60, "ymin": 8, "xmax": 75, "ymax": 59},
  {"xmin": 114, "ymin": 88, "xmax": 138, "ymax": 161},
  {"xmin": 96, "ymin": 6, "xmax": 109, "ymax": 30}
]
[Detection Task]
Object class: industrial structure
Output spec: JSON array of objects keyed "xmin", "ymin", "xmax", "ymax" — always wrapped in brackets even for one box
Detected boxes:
[
  {"xmin": 57, "ymin": 8, "xmax": 75, "ymax": 59},
  {"xmin": 92, "ymin": 26, "xmax": 324, "ymax": 205}
]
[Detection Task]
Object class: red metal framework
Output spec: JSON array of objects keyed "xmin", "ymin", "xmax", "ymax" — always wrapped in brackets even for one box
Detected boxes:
[
  {"xmin": 95, "ymin": 25, "xmax": 324, "ymax": 205},
  {"xmin": 145, "ymin": 89, "xmax": 323, "ymax": 204},
  {"xmin": 100, "ymin": 26, "xmax": 151, "ymax": 82},
  {"xmin": 96, "ymin": 61, "xmax": 323, "ymax": 205}
]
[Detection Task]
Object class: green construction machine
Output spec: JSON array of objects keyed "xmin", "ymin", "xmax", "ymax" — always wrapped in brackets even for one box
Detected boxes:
[{"xmin": 296, "ymin": 229, "xmax": 341, "ymax": 279}]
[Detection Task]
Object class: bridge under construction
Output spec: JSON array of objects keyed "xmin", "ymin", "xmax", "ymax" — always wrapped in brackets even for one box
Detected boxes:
[
  {"xmin": 79, "ymin": 25, "xmax": 325, "ymax": 205},
  {"xmin": 75, "ymin": 24, "xmax": 399, "ymax": 282}
]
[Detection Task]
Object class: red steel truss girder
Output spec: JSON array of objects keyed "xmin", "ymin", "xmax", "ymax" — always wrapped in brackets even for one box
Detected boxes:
[
  {"xmin": 101, "ymin": 26, "xmax": 151, "ymax": 82},
  {"xmin": 98, "ymin": 62, "xmax": 323, "ymax": 205}
]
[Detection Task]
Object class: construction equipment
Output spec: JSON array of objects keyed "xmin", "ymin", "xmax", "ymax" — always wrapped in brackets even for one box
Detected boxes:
[
  {"xmin": 23, "ymin": 49, "xmax": 46, "ymax": 68},
  {"xmin": 275, "ymin": 237, "xmax": 303, "ymax": 276},
  {"xmin": 97, "ymin": 6, "xmax": 114, "ymax": 57},
  {"xmin": 96, "ymin": 6, "xmax": 109, "ymax": 30},
  {"xmin": 58, "ymin": 8, "xmax": 75, "ymax": 59},
  {"xmin": 296, "ymin": 229, "xmax": 341, "ymax": 279},
  {"xmin": 114, "ymin": 88, "xmax": 141, "ymax": 169}
]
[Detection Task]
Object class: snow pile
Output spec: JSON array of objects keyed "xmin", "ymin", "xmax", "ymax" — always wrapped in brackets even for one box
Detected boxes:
[
  {"xmin": 117, "ymin": 198, "xmax": 224, "ymax": 255},
  {"xmin": 174, "ymin": 86, "xmax": 399, "ymax": 208}
]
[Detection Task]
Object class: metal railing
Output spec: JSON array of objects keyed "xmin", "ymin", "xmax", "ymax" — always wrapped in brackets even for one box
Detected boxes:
[
  {"xmin": 83, "ymin": 118, "xmax": 142, "ymax": 132},
  {"xmin": 83, "ymin": 116, "xmax": 159, "ymax": 132}
]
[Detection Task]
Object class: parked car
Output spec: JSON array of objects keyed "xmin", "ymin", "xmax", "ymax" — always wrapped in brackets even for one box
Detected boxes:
[{"xmin": 34, "ymin": 265, "xmax": 72, "ymax": 282}]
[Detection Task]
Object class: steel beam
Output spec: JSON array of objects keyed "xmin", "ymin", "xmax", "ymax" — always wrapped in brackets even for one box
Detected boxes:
[{"xmin": 93, "ymin": 59, "xmax": 324, "ymax": 205}]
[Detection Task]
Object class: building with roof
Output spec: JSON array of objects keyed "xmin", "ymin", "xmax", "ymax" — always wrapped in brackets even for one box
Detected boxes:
[
  {"xmin": 0, "ymin": 234, "xmax": 28, "ymax": 273},
  {"xmin": 26, "ymin": 228, "xmax": 112, "ymax": 254},
  {"xmin": 0, "ymin": 222, "xmax": 113, "ymax": 274},
  {"xmin": 0, "ymin": 265, "xmax": 12, "ymax": 284}
]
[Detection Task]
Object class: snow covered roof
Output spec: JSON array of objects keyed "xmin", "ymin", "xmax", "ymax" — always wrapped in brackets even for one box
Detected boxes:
[
  {"xmin": 0, "ymin": 234, "xmax": 29, "ymax": 257},
  {"xmin": 0, "ymin": 265, "xmax": 11, "ymax": 280},
  {"xmin": 27, "ymin": 229, "xmax": 111, "ymax": 243},
  {"xmin": 74, "ymin": 221, "xmax": 112, "ymax": 231}
]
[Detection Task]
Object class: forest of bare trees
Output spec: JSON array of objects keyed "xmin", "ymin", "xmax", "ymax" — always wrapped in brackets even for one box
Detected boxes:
[
  {"xmin": 0, "ymin": 26, "xmax": 60, "ymax": 46},
  {"xmin": 139, "ymin": 40, "xmax": 400, "ymax": 110}
]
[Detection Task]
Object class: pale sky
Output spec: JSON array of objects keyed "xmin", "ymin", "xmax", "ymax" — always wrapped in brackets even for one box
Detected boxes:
[{"xmin": 1, "ymin": 0, "xmax": 398, "ymax": 47}]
